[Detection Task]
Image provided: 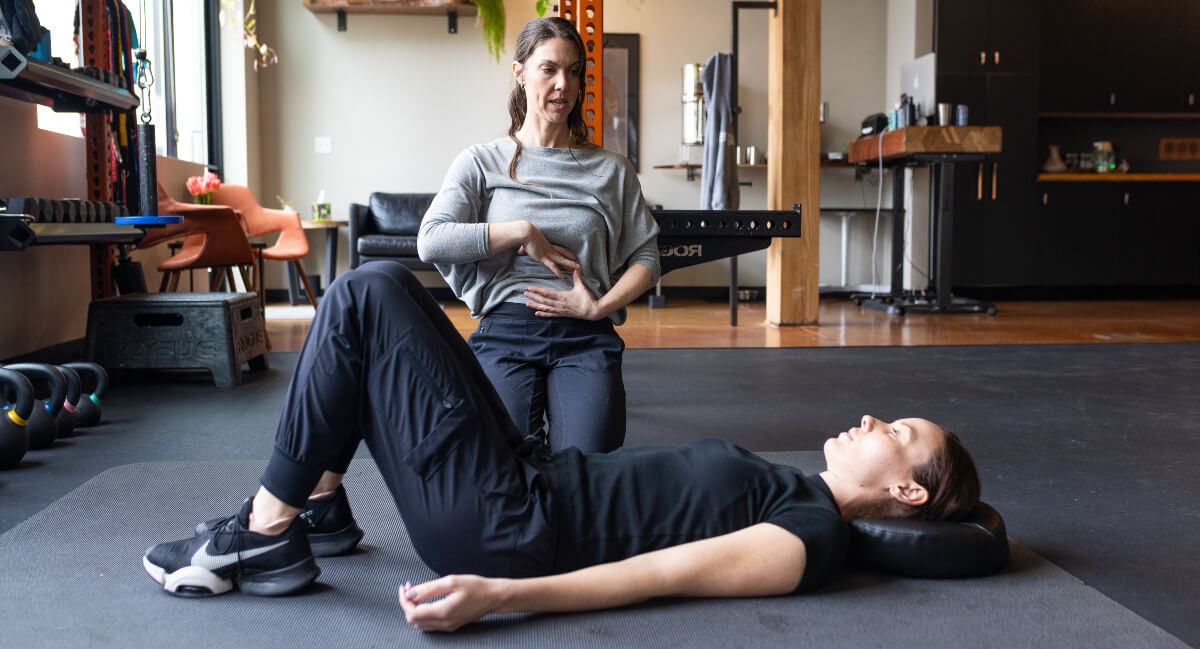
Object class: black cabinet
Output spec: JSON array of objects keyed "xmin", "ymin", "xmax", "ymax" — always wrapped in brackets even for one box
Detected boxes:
[
  {"xmin": 939, "ymin": 71, "xmax": 1039, "ymax": 288},
  {"xmin": 982, "ymin": 74, "xmax": 1040, "ymax": 286},
  {"xmin": 1118, "ymin": 184, "xmax": 1200, "ymax": 285},
  {"xmin": 936, "ymin": 0, "xmax": 1200, "ymax": 292},
  {"xmin": 935, "ymin": 0, "xmax": 1038, "ymax": 76},
  {"xmin": 1040, "ymin": 0, "xmax": 1200, "ymax": 113},
  {"xmin": 1034, "ymin": 182, "xmax": 1200, "ymax": 287},
  {"xmin": 1035, "ymin": 183, "xmax": 1121, "ymax": 286},
  {"xmin": 1039, "ymin": 0, "xmax": 1105, "ymax": 112},
  {"xmin": 937, "ymin": 0, "xmax": 1040, "ymax": 289}
]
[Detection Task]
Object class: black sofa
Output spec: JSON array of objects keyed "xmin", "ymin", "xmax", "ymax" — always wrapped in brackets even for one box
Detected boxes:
[{"xmin": 348, "ymin": 192, "xmax": 437, "ymax": 271}]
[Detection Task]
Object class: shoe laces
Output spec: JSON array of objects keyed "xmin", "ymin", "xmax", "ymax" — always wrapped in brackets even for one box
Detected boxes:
[{"xmin": 209, "ymin": 514, "xmax": 246, "ymax": 581}]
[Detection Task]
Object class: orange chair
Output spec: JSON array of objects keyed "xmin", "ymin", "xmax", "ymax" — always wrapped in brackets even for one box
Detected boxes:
[
  {"xmin": 213, "ymin": 185, "xmax": 318, "ymax": 308},
  {"xmin": 139, "ymin": 183, "xmax": 258, "ymax": 293}
]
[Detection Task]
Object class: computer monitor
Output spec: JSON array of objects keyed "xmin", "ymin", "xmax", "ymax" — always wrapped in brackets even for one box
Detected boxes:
[{"xmin": 900, "ymin": 53, "xmax": 937, "ymax": 121}]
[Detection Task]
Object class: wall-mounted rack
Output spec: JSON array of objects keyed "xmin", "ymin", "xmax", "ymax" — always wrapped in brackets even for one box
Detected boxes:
[
  {"xmin": 0, "ymin": 46, "xmax": 138, "ymax": 113},
  {"xmin": 301, "ymin": 0, "xmax": 477, "ymax": 33}
]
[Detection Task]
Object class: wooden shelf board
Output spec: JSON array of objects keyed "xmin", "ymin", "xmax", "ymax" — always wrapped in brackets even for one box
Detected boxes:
[
  {"xmin": 1037, "ymin": 173, "xmax": 1200, "ymax": 182},
  {"xmin": 302, "ymin": 0, "xmax": 477, "ymax": 15}
]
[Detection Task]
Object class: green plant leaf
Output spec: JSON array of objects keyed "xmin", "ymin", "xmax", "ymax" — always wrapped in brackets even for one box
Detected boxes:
[
  {"xmin": 536, "ymin": 0, "xmax": 550, "ymax": 17},
  {"xmin": 472, "ymin": 0, "xmax": 506, "ymax": 62}
]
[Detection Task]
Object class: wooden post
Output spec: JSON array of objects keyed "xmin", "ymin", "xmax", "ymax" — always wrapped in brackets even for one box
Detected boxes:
[
  {"xmin": 560, "ymin": 0, "xmax": 603, "ymax": 146},
  {"xmin": 766, "ymin": 0, "xmax": 820, "ymax": 325}
]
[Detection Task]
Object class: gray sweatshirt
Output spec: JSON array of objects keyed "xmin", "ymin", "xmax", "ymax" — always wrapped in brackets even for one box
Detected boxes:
[{"xmin": 418, "ymin": 137, "xmax": 660, "ymax": 325}]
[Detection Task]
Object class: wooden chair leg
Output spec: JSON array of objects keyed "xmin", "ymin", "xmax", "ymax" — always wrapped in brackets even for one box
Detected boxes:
[
  {"xmin": 167, "ymin": 271, "xmax": 181, "ymax": 292},
  {"xmin": 293, "ymin": 259, "xmax": 319, "ymax": 308},
  {"xmin": 248, "ymin": 257, "xmax": 271, "ymax": 349},
  {"xmin": 158, "ymin": 271, "xmax": 171, "ymax": 293}
]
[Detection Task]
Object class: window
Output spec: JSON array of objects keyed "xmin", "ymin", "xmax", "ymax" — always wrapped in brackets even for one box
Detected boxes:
[{"xmin": 33, "ymin": 0, "xmax": 210, "ymax": 165}]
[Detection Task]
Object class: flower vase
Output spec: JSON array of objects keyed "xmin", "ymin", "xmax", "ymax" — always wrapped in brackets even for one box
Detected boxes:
[
  {"xmin": 194, "ymin": 193, "xmax": 213, "ymax": 205},
  {"xmin": 1042, "ymin": 145, "xmax": 1067, "ymax": 173}
]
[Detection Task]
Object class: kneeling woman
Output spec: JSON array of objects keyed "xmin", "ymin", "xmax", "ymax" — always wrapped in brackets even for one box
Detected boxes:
[{"xmin": 143, "ymin": 262, "xmax": 981, "ymax": 632}]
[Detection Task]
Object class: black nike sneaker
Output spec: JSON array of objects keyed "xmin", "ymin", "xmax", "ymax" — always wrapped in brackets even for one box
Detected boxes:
[
  {"xmin": 143, "ymin": 498, "xmax": 320, "ymax": 597},
  {"xmin": 195, "ymin": 486, "xmax": 364, "ymax": 557},
  {"xmin": 298, "ymin": 484, "xmax": 365, "ymax": 557}
]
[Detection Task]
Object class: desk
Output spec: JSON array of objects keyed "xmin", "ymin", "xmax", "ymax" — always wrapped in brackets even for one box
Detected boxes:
[
  {"xmin": 848, "ymin": 126, "xmax": 1001, "ymax": 315},
  {"xmin": 288, "ymin": 220, "xmax": 345, "ymax": 305}
]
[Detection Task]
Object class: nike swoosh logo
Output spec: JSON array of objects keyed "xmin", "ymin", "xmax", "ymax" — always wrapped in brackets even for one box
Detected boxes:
[{"xmin": 190, "ymin": 539, "xmax": 289, "ymax": 571}]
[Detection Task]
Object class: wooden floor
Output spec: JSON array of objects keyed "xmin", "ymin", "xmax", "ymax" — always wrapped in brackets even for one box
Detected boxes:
[{"xmin": 264, "ymin": 297, "xmax": 1200, "ymax": 351}]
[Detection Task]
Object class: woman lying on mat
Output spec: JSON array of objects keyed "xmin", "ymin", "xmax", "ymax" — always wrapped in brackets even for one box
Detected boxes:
[
  {"xmin": 418, "ymin": 17, "xmax": 660, "ymax": 454},
  {"xmin": 142, "ymin": 262, "xmax": 980, "ymax": 632}
]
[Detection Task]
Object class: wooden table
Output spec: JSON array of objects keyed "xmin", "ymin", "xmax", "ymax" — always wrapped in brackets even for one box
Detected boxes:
[
  {"xmin": 289, "ymin": 219, "xmax": 345, "ymax": 305},
  {"xmin": 849, "ymin": 126, "xmax": 1001, "ymax": 315}
]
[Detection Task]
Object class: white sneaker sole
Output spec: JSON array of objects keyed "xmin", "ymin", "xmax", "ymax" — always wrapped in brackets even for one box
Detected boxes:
[{"xmin": 143, "ymin": 555, "xmax": 233, "ymax": 596}]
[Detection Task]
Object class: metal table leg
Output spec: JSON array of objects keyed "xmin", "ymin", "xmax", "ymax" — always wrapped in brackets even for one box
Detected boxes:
[
  {"xmin": 730, "ymin": 255, "xmax": 738, "ymax": 326},
  {"xmin": 324, "ymin": 226, "xmax": 339, "ymax": 291}
]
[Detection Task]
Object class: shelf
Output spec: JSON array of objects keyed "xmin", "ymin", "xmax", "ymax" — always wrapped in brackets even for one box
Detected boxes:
[
  {"xmin": 1039, "ymin": 112, "xmax": 1200, "ymax": 120},
  {"xmin": 0, "ymin": 45, "xmax": 138, "ymax": 113},
  {"xmin": 29, "ymin": 223, "xmax": 145, "ymax": 245},
  {"xmin": 301, "ymin": 0, "xmax": 477, "ymax": 16},
  {"xmin": 653, "ymin": 159, "xmax": 855, "ymax": 181},
  {"xmin": 1037, "ymin": 173, "xmax": 1200, "ymax": 182},
  {"xmin": 652, "ymin": 163, "xmax": 702, "ymax": 180}
]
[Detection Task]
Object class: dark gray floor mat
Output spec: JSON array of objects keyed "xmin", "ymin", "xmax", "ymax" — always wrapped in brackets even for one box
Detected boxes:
[{"xmin": 0, "ymin": 454, "xmax": 1190, "ymax": 649}]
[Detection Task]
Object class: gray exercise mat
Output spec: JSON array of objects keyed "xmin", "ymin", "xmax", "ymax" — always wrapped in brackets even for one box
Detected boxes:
[{"xmin": 0, "ymin": 454, "xmax": 1190, "ymax": 649}]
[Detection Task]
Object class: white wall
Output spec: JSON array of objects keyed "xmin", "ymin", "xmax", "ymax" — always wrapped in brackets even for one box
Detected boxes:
[
  {"xmin": 220, "ymin": 0, "xmax": 262, "ymax": 192},
  {"xmin": 886, "ymin": 0, "xmax": 935, "ymax": 291},
  {"xmin": 250, "ymin": 0, "xmax": 899, "ymax": 291}
]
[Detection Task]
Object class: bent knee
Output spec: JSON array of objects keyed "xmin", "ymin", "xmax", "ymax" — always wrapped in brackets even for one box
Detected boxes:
[{"xmin": 334, "ymin": 261, "xmax": 417, "ymax": 294}]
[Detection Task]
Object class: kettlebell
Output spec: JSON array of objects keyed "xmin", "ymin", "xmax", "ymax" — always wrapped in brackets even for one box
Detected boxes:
[
  {"xmin": 4, "ymin": 363, "xmax": 66, "ymax": 450},
  {"xmin": 54, "ymin": 365, "xmax": 81, "ymax": 439},
  {"xmin": 0, "ymin": 368, "xmax": 34, "ymax": 469},
  {"xmin": 64, "ymin": 362, "xmax": 108, "ymax": 428}
]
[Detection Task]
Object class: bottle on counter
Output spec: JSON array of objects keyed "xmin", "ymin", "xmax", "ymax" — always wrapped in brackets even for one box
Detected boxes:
[{"xmin": 1093, "ymin": 141, "xmax": 1116, "ymax": 174}]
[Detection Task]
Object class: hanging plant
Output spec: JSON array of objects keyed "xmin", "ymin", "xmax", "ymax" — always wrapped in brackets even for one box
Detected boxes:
[
  {"xmin": 472, "ymin": 0, "xmax": 506, "ymax": 63},
  {"xmin": 476, "ymin": 0, "xmax": 644, "ymax": 63}
]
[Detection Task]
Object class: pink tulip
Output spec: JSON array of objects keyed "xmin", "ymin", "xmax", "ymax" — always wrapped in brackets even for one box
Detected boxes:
[{"xmin": 185, "ymin": 172, "xmax": 223, "ymax": 197}]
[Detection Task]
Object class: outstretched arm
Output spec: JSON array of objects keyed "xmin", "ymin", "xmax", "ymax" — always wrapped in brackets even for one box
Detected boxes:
[{"xmin": 398, "ymin": 522, "xmax": 807, "ymax": 632}]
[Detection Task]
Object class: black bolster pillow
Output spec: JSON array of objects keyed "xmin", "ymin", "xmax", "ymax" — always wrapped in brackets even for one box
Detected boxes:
[{"xmin": 848, "ymin": 502, "xmax": 1009, "ymax": 579}]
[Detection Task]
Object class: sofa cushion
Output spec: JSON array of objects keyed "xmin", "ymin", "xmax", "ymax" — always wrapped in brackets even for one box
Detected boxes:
[
  {"xmin": 357, "ymin": 234, "xmax": 421, "ymax": 258},
  {"xmin": 368, "ymin": 192, "xmax": 436, "ymax": 236}
]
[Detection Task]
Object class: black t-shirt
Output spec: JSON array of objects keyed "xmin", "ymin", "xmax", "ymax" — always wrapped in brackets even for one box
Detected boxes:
[{"xmin": 543, "ymin": 438, "xmax": 849, "ymax": 592}]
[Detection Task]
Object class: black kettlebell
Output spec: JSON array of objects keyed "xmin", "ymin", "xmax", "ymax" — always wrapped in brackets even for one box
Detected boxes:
[
  {"xmin": 3, "ymin": 363, "xmax": 66, "ymax": 450},
  {"xmin": 64, "ymin": 362, "xmax": 108, "ymax": 428},
  {"xmin": 54, "ymin": 365, "xmax": 81, "ymax": 439},
  {"xmin": 0, "ymin": 368, "xmax": 34, "ymax": 469}
]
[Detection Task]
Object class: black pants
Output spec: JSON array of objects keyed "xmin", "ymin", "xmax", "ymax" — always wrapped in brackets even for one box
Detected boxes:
[
  {"xmin": 259, "ymin": 261, "xmax": 556, "ymax": 578},
  {"xmin": 469, "ymin": 303, "xmax": 626, "ymax": 453}
]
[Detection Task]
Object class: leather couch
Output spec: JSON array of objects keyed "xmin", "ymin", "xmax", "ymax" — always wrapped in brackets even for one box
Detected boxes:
[{"xmin": 348, "ymin": 192, "xmax": 437, "ymax": 271}]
